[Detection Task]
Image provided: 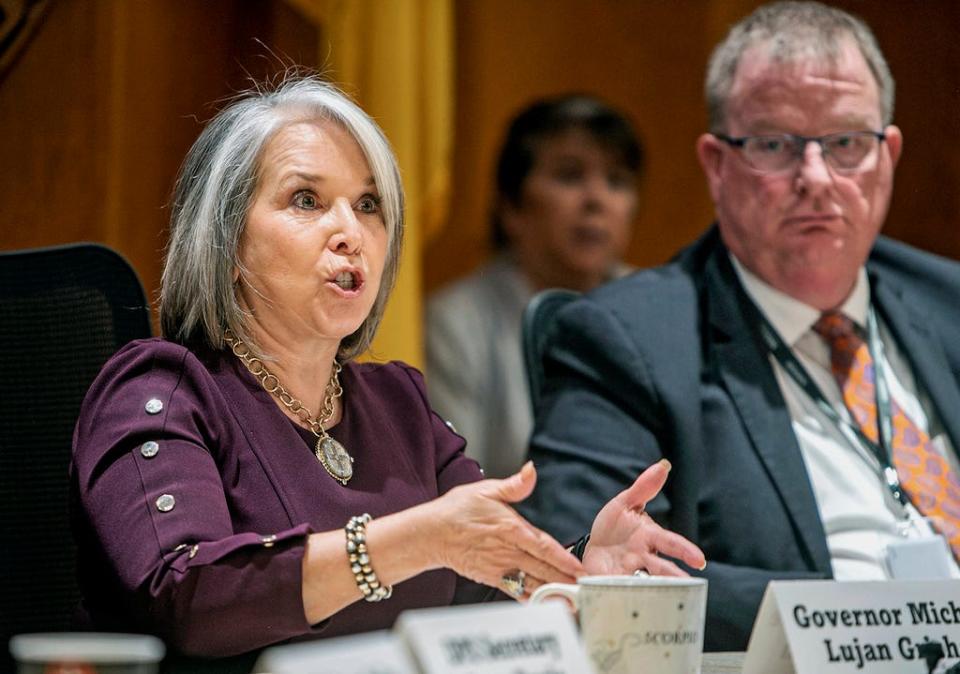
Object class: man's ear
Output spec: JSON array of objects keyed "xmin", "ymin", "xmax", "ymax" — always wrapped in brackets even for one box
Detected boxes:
[
  {"xmin": 883, "ymin": 124, "xmax": 903, "ymax": 168},
  {"xmin": 696, "ymin": 133, "xmax": 726, "ymax": 205}
]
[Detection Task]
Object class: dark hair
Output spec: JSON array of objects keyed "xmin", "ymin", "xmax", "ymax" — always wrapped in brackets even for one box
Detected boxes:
[{"xmin": 492, "ymin": 94, "xmax": 644, "ymax": 249}]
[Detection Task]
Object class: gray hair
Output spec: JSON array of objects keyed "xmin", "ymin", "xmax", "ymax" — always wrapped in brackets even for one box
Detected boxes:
[
  {"xmin": 705, "ymin": 0, "xmax": 895, "ymax": 132},
  {"xmin": 160, "ymin": 76, "xmax": 404, "ymax": 361}
]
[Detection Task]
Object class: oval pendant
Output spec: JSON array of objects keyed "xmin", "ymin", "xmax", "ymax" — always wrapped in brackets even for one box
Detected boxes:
[{"xmin": 316, "ymin": 435, "xmax": 353, "ymax": 485}]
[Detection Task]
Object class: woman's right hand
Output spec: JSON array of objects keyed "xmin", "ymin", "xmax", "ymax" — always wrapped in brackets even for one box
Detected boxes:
[{"xmin": 425, "ymin": 461, "xmax": 584, "ymax": 598}]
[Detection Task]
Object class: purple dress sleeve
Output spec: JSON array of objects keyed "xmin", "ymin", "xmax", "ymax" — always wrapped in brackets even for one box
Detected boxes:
[
  {"xmin": 71, "ymin": 340, "xmax": 320, "ymax": 655},
  {"xmin": 71, "ymin": 339, "xmax": 486, "ymax": 657}
]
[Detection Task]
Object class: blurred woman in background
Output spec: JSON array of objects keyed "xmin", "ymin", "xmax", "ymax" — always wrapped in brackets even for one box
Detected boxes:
[{"xmin": 427, "ymin": 95, "xmax": 643, "ymax": 477}]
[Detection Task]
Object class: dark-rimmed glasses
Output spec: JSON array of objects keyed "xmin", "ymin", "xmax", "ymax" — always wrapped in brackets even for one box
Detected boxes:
[{"xmin": 714, "ymin": 131, "xmax": 886, "ymax": 174}]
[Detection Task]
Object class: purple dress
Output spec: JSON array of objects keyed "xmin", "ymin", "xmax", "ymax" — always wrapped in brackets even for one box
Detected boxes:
[{"xmin": 70, "ymin": 338, "xmax": 489, "ymax": 657}]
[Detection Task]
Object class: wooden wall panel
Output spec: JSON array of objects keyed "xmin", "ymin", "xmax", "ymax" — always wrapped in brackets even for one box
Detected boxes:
[
  {"xmin": 427, "ymin": 0, "xmax": 709, "ymax": 292},
  {"xmin": 0, "ymin": 0, "xmax": 320, "ymax": 322},
  {"xmin": 0, "ymin": 0, "xmax": 106, "ymax": 248},
  {"xmin": 852, "ymin": 0, "xmax": 960, "ymax": 256},
  {"xmin": 2, "ymin": 0, "xmax": 958, "ymax": 313},
  {"xmin": 427, "ymin": 0, "xmax": 960, "ymax": 293}
]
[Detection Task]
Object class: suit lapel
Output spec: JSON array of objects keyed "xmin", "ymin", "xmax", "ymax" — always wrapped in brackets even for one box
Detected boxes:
[
  {"xmin": 871, "ymin": 273, "xmax": 960, "ymax": 452},
  {"xmin": 705, "ymin": 250, "xmax": 832, "ymax": 573}
]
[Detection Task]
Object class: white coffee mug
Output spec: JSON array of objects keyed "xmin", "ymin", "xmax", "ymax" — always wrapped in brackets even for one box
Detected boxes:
[{"xmin": 531, "ymin": 575, "xmax": 707, "ymax": 674}]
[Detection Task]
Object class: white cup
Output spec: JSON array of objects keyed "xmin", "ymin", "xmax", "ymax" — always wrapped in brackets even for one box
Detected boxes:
[
  {"xmin": 530, "ymin": 575, "xmax": 707, "ymax": 674},
  {"xmin": 9, "ymin": 633, "xmax": 165, "ymax": 674}
]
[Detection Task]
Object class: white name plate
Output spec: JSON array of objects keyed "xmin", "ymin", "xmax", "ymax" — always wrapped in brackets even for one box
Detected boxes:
[
  {"xmin": 396, "ymin": 601, "xmax": 593, "ymax": 673},
  {"xmin": 743, "ymin": 579, "xmax": 960, "ymax": 674},
  {"xmin": 253, "ymin": 630, "xmax": 416, "ymax": 674}
]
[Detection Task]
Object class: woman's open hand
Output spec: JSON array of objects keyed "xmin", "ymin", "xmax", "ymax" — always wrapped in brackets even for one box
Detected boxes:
[
  {"xmin": 428, "ymin": 461, "xmax": 584, "ymax": 599},
  {"xmin": 584, "ymin": 460, "xmax": 706, "ymax": 576}
]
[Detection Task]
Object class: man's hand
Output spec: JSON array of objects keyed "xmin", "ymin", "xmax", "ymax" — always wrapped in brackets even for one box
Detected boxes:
[{"xmin": 584, "ymin": 460, "xmax": 706, "ymax": 576}]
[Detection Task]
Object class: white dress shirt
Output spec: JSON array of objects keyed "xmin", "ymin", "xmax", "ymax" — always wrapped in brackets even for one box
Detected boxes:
[{"xmin": 731, "ymin": 255, "xmax": 960, "ymax": 580}]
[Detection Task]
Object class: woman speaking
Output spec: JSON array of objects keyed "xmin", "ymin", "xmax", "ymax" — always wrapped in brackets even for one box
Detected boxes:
[{"xmin": 70, "ymin": 76, "xmax": 705, "ymax": 658}]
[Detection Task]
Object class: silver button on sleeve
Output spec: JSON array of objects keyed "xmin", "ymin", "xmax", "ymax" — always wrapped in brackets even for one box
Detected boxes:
[
  {"xmin": 145, "ymin": 398, "xmax": 163, "ymax": 414},
  {"xmin": 156, "ymin": 494, "xmax": 176, "ymax": 512},
  {"xmin": 140, "ymin": 441, "xmax": 159, "ymax": 458}
]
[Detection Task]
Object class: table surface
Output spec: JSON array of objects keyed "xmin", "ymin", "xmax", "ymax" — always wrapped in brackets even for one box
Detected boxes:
[{"xmin": 702, "ymin": 651, "xmax": 745, "ymax": 673}]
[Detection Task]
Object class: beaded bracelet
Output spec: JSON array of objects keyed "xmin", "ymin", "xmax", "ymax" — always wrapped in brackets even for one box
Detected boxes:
[{"xmin": 345, "ymin": 513, "xmax": 393, "ymax": 602}]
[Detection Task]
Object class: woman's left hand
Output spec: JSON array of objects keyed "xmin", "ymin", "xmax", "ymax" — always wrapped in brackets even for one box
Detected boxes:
[{"xmin": 583, "ymin": 459, "xmax": 706, "ymax": 576}]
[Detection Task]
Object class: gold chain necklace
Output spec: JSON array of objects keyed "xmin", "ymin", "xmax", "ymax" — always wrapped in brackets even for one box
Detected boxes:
[{"xmin": 225, "ymin": 330, "xmax": 354, "ymax": 485}]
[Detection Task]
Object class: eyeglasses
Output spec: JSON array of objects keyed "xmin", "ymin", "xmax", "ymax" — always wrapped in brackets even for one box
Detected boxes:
[{"xmin": 714, "ymin": 131, "xmax": 886, "ymax": 174}]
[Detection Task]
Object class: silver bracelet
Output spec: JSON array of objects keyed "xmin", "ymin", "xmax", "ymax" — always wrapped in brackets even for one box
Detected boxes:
[{"xmin": 345, "ymin": 513, "xmax": 393, "ymax": 602}]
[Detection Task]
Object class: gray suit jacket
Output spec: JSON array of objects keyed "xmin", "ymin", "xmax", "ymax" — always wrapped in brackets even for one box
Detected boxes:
[
  {"xmin": 521, "ymin": 226, "xmax": 960, "ymax": 651},
  {"xmin": 426, "ymin": 254, "xmax": 535, "ymax": 478}
]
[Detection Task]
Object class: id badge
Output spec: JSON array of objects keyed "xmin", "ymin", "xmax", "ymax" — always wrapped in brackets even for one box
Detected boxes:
[{"xmin": 885, "ymin": 535, "xmax": 956, "ymax": 580}]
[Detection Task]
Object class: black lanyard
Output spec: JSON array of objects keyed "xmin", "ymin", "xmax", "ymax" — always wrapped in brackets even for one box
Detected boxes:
[{"xmin": 748, "ymin": 300, "xmax": 909, "ymax": 507}]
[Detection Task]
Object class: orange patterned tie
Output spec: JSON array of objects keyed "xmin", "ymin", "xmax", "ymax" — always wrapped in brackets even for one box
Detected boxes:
[{"xmin": 814, "ymin": 311, "xmax": 960, "ymax": 559}]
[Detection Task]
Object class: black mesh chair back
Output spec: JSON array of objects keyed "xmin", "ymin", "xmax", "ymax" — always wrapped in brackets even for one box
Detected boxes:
[
  {"xmin": 0, "ymin": 243, "xmax": 152, "ymax": 666},
  {"xmin": 521, "ymin": 288, "xmax": 579, "ymax": 413}
]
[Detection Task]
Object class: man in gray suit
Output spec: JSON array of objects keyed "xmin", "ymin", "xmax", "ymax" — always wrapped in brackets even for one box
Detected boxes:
[{"xmin": 523, "ymin": 0, "xmax": 960, "ymax": 651}]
